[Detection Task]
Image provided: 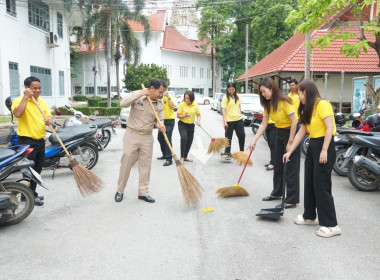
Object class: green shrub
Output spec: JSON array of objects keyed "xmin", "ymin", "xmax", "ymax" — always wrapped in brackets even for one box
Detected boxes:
[
  {"xmin": 87, "ymin": 97, "xmax": 102, "ymax": 107},
  {"xmin": 56, "ymin": 106, "xmax": 121, "ymax": 116},
  {"xmin": 98, "ymin": 100, "xmax": 120, "ymax": 107},
  {"xmin": 73, "ymin": 94, "xmax": 87, "ymax": 101}
]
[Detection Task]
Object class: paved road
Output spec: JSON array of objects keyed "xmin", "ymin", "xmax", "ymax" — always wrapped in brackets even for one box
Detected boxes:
[{"xmin": 1, "ymin": 106, "xmax": 379, "ymax": 280}]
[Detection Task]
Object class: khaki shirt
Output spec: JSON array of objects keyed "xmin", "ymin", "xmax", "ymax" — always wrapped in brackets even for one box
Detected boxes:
[{"xmin": 121, "ymin": 90, "xmax": 163, "ymax": 132}]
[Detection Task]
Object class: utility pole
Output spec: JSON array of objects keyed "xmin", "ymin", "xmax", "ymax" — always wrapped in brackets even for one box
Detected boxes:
[
  {"xmin": 305, "ymin": 31, "xmax": 311, "ymax": 80},
  {"xmin": 106, "ymin": 4, "xmax": 112, "ymax": 107},
  {"xmin": 245, "ymin": 24, "xmax": 249, "ymax": 93}
]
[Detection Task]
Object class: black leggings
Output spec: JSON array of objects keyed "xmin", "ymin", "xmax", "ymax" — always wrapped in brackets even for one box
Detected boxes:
[
  {"xmin": 17, "ymin": 136, "xmax": 45, "ymax": 197},
  {"xmin": 304, "ymin": 137, "xmax": 337, "ymax": 227},
  {"xmin": 178, "ymin": 121, "xmax": 195, "ymax": 158},
  {"xmin": 224, "ymin": 119, "xmax": 245, "ymax": 154},
  {"xmin": 265, "ymin": 123, "xmax": 276, "ymax": 165}
]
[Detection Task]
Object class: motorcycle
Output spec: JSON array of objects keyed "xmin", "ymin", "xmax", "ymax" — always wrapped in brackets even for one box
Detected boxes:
[
  {"xmin": 62, "ymin": 105, "xmax": 119, "ymax": 150},
  {"xmin": 0, "ymin": 145, "xmax": 48, "ymax": 226},
  {"xmin": 250, "ymin": 111, "xmax": 268, "ymax": 142},
  {"xmin": 339, "ymin": 130, "xmax": 380, "ymax": 191}
]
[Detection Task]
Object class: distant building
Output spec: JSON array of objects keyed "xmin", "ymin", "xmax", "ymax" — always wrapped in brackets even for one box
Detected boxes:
[{"xmin": 0, "ymin": 0, "xmax": 81, "ymax": 114}]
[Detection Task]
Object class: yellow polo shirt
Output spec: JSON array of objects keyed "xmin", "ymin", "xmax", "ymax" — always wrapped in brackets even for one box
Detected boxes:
[
  {"xmin": 268, "ymin": 117, "xmax": 275, "ymax": 124},
  {"xmin": 11, "ymin": 96, "xmax": 52, "ymax": 140},
  {"xmin": 177, "ymin": 101, "xmax": 200, "ymax": 124},
  {"xmin": 161, "ymin": 94, "xmax": 175, "ymax": 120},
  {"xmin": 263, "ymin": 100, "xmax": 294, "ymax": 128},
  {"xmin": 306, "ymin": 99, "xmax": 336, "ymax": 138},
  {"xmin": 221, "ymin": 94, "xmax": 242, "ymax": 122},
  {"xmin": 288, "ymin": 91, "xmax": 300, "ymax": 120}
]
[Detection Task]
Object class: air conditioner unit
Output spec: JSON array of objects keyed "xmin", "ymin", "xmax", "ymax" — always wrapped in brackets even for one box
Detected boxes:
[{"xmin": 47, "ymin": 32, "xmax": 59, "ymax": 48}]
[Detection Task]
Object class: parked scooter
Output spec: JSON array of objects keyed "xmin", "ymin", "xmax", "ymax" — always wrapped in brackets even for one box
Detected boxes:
[
  {"xmin": 250, "ymin": 111, "xmax": 268, "ymax": 142},
  {"xmin": 339, "ymin": 130, "xmax": 380, "ymax": 191},
  {"xmin": 62, "ymin": 105, "xmax": 118, "ymax": 150},
  {"xmin": 0, "ymin": 145, "xmax": 48, "ymax": 226}
]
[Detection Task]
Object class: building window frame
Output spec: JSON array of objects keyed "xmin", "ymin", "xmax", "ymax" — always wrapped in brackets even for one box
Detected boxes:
[
  {"xmin": 28, "ymin": 0, "xmax": 50, "ymax": 32},
  {"xmin": 9, "ymin": 62, "xmax": 20, "ymax": 96},
  {"xmin": 30, "ymin": 65, "xmax": 52, "ymax": 96},
  {"xmin": 59, "ymin": 70, "xmax": 65, "ymax": 96},
  {"xmin": 57, "ymin": 12, "xmax": 63, "ymax": 38},
  {"xmin": 6, "ymin": 0, "xmax": 17, "ymax": 17}
]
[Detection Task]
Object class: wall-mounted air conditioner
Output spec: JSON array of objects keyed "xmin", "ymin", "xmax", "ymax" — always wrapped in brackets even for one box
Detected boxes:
[{"xmin": 47, "ymin": 32, "xmax": 59, "ymax": 48}]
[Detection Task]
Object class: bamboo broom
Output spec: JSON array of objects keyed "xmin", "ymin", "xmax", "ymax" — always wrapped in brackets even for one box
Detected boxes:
[
  {"xmin": 216, "ymin": 149, "xmax": 253, "ymax": 198},
  {"xmin": 187, "ymin": 114, "xmax": 229, "ymax": 154},
  {"xmin": 31, "ymin": 96, "xmax": 104, "ymax": 197},
  {"xmin": 142, "ymin": 85, "xmax": 202, "ymax": 205},
  {"xmin": 232, "ymin": 151, "xmax": 253, "ymax": 166}
]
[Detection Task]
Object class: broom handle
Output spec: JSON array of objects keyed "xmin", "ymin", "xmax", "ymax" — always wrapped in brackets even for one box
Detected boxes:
[
  {"xmin": 237, "ymin": 149, "xmax": 253, "ymax": 184},
  {"xmin": 31, "ymin": 96, "xmax": 71, "ymax": 158},
  {"xmin": 187, "ymin": 114, "xmax": 213, "ymax": 139},
  {"xmin": 141, "ymin": 85, "xmax": 179, "ymax": 161}
]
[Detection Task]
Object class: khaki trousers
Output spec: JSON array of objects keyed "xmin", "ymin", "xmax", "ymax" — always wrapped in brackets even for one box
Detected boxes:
[{"xmin": 117, "ymin": 129, "xmax": 154, "ymax": 196}]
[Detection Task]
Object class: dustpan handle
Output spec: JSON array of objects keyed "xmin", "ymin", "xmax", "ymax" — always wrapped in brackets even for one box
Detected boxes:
[{"xmin": 280, "ymin": 163, "xmax": 287, "ymax": 208}]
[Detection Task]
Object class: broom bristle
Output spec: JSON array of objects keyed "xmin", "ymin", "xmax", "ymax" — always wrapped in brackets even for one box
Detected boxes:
[
  {"xmin": 207, "ymin": 137, "xmax": 230, "ymax": 154},
  {"xmin": 216, "ymin": 186, "xmax": 249, "ymax": 198},
  {"xmin": 71, "ymin": 160, "xmax": 104, "ymax": 197},
  {"xmin": 177, "ymin": 164, "xmax": 203, "ymax": 205},
  {"xmin": 232, "ymin": 151, "xmax": 253, "ymax": 166}
]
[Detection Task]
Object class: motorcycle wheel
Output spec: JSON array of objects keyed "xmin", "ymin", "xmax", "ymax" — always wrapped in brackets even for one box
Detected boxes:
[
  {"xmin": 333, "ymin": 149, "xmax": 348, "ymax": 176},
  {"xmin": 1, "ymin": 182, "xmax": 35, "ymax": 226},
  {"xmin": 301, "ymin": 135, "xmax": 310, "ymax": 155},
  {"xmin": 98, "ymin": 130, "xmax": 111, "ymax": 150},
  {"xmin": 347, "ymin": 161, "xmax": 379, "ymax": 192},
  {"xmin": 70, "ymin": 143, "xmax": 99, "ymax": 170}
]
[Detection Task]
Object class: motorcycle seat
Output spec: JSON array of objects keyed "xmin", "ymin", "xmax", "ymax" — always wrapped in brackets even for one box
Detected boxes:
[
  {"xmin": 89, "ymin": 119, "xmax": 112, "ymax": 128},
  {"xmin": 0, "ymin": 148, "xmax": 16, "ymax": 162},
  {"xmin": 48, "ymin": 124, "xmax": 96, "ymax": 145},
  {"xmin": 353, "ymin": 133, "xmax": 380, "ymax": 150}
]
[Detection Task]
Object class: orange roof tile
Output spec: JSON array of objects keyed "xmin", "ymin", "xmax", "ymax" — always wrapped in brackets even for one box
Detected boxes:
[
  {"xmin": 128, "ymin": 10, "xmax": 165, "ymax": 32},
  {"xmin": 162, "ymin": 26, "xmax": 211, "ymax": 55}
]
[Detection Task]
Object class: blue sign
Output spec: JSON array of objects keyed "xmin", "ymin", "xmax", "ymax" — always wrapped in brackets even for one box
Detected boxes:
[{"xmin": 352, "ymin": 77, "xmax": 367, "ymax": 113}]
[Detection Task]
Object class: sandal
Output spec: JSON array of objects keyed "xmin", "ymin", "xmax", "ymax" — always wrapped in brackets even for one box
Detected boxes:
[
  {"xmin": 294, "ymin": 215, "xmax": 318, "ymax": 225},
  {"xmin": 316, "ymin": 226, "xmax": 342, "ymax": 238}
]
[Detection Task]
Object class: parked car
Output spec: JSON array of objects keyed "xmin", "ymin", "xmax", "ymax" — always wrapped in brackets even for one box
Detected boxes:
[
  {"xmin": 239, "ymin": 94, "xmax": 263, "ymax": 125},
  {"xmin": 217, "ymin": 93, "xmax": 225, "ymax": 114},
  {"xmin": 211, "ymin": 93, "xmax": 223, "ymax": 110},
  {"xmin": 120, "ymin": 107, "xmax": 130, "ymax": 128},
  {"xmin": 112, "ymin": 88, "xmax": 130, "ymax": 99},
  {"xmin": 194, "ymin": 94, "xmax": 212, "ymax": 105}
]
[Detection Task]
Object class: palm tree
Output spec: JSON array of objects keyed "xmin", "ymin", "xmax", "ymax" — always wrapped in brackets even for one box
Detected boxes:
[{"xmin": 81, "ymin": 0, "xmax": 150, "ymax": 105}]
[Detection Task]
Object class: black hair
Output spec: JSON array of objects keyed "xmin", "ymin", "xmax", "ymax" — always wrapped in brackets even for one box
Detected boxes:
[
  {"xmin": 289, "ymin": 78, "xmax": 298, "ymax": 85},
  {"xmin": 225, "ymin": 82, "xmax": 239, "ymax": 103},
  {"xmin": 298, "ymin": 80, "xmax": 322, "ymax": 125},
  {"xmin": 259, "ymin": 77, "xmax": 292, "ymax": 113},
  {"xmin": 184, "ymin": 90, "xmax": 195, "ymax": 103},
  {"xmin": 24, "ymin": 76, "xmax": 40, "ymax": 87},
  {"xmin": 149, "ymin": 78, "xmax": 167, "ymax": 89}
]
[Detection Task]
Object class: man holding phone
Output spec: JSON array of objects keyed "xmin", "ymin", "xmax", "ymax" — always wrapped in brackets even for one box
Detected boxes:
[{"xmin": 11, "ymin": 76, "xmax": 54, "ymax": 206}]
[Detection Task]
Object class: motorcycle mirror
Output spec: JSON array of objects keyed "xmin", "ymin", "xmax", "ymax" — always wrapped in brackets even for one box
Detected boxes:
[
  {"xmin": 94, "ymin": 110, "xmax": 99, "ymax": 116},
  {"xmin": 55, "ymin": 110, "xmax": 62, "ymax": 116}
]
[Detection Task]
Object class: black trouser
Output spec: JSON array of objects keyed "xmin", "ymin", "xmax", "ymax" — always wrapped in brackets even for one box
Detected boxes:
[
  {"xmin": 265, "ymin": 123, "xmax": 276, "ymax": 165},
  {"xmin": 303, "ymin": 137, "xmax": 338, "ymax": 227},
  {"xmin": 157, "ymin": 119, "xmax": 175, "ymax": 161},
  {"xmin": 178, "ymin": 121, "xmax": 195, "ymax": 158},
  {"xmin": 224, "ymin": 119, "xmax": 245, "ymax": 154},
  {"xmin": 272, "ymin": 128, "xmax": 301, "ymax": 204},
  {"xmin": 17, "ymin": 136, "xmax": 45, "ymax": 197}
]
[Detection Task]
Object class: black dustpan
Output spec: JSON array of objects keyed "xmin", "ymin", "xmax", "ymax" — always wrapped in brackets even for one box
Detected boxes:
[{"xmin": 256, "ymin": 163, "xmax": 287, "ymax": 220}]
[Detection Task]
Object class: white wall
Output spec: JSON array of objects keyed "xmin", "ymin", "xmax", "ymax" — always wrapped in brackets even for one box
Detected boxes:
[{"xmin": 0, "ymin": 0, "xmax": 74, "ymax": 114}]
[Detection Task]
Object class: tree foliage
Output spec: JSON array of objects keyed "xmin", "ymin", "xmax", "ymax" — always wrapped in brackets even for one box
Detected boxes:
[
  {"xmin": 286, "ymin": 0, "xmax": 380, "ymax": 65},
  {"xmin": 124, "ymin": 64, "xmax": 170, "ymax": 91}
]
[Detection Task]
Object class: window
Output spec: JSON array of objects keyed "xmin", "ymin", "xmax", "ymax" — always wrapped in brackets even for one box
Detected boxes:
[
  {"xmin": 163, "ymin": 64, "xmax": 172, "ymax": 77},
  {"xmin": 111, "ymin": 86, "xmax": 117, "ymax": 92},
  {"xmin": 207, "ymin": 68, "xmax": 211, "ymax": 79},
  {"xmin": 30, "ymin": 65, "xmax": 52, "ymax": 96},
  {"xmin": 85, "ymin": 87, "xmax": 94, "ymax": 95},
  {"xmin": 180, "ymin": 66, "xmax": 188, "ymax": 78},
  {"xmin": 74, "ymin": 86, "xmax": 82, "ymax": 95},
  {"xmin": 28, "ymin": 0, "xmax": 50, "ymax": 32},
  {"xmin": 59, "ymin": 71, "xmax": 64, "ymax": 96},
  {"xmin": 192, "ymin": 67, "xmax": 196, "ymax": 78},
  {"xmin": 9, "ymin": 62, "xmax": 20, "ymax": 96},
  {"xmin": 6, "ymin": 0, "xmax": 16, "ymax": 17},
  {"xmin": 192, "ymin": 88, "xmax": 204, "ymax": 95},
  {"xmin": 200, "ymin": 68, "xmax": 204, "ymax": 79},
  {"xmin": 57, "ymin": 12, "xmax": 63, "ymax": 38},
  {"xmin": 98, "ymin": 87, "xmax": 107, "ymax": 94}
]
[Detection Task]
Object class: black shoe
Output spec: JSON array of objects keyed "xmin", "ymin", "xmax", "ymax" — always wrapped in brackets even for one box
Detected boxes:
[
  {"xmin": 262, "ymin": 195, "xmax": 282, "ymax": 201},
  {"xmin": 264, "ymin": 164, "xmax": 270, "ymax": 167},
  {"xmin": 163, "ymin": 160, "xmax": 172, "ymax": 166},
  {"xmin": 275, "ymin": 203, "xmax": 297, "ymax": 209},
  {"xmin": 115, "ymin": 192, "xmax": 123, "ymax": 202},
  {"xmin": 157, "ymin": 156, "xmax": 166, "ymax": 160},
  {"xmin": 34, "ymin": 197, "xmax": 44, "ymax": 206},
  {"xmin": 266, "ymin": 165, "xmax": 274, "ymax": 171},
  {"xmin": 38, "ymin": 196, "xmax": 44, "ymax": 200},
  {"xmin": 138, "ymin": 195, "xmax": 155, "ymax": 203}
]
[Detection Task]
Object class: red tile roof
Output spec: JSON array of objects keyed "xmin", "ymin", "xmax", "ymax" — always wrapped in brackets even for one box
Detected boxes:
[
  {"xmin": 162, "ymin": 26, "xmax": 211, "ymax": 55},
  {"xmin": 128, "ymin": 10, "xmax": 165, "ymax": 32},
  {"xmin": 238, "ymin": 11, "xmax": 380, "ymax": 81}
]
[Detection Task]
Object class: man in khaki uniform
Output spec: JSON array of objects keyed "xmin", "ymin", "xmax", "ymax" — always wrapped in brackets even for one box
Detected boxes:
[{"xmin": 115, "ymin": 79, "xmax": 167, "ymax": 203}]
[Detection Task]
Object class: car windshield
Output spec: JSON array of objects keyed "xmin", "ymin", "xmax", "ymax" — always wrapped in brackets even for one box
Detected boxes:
[{"xmin": 240, "ymin": 95, "xmax": 260, "ymax": 104}]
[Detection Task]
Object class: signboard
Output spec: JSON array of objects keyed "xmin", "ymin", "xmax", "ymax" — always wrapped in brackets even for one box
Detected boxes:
[
  {"xmin": 352, "ymin": 77, "xmax": 368, "ymax": 113},
  {"xmin": 374, "ymin": 76, "xmax": 380, "ymax": 91}
]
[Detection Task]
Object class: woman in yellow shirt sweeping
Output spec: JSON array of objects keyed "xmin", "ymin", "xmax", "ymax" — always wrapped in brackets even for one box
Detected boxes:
[
  {"xmin": 249, "ymin": 77, "xmax": 301, "ymax": 208},
  {"xmin": 177, "ymin": 90, "xmax": 201, "ymax": 165},
  {"xmin": 283, "ymin": 80, "xmax": 341, "ymax": 238}
]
